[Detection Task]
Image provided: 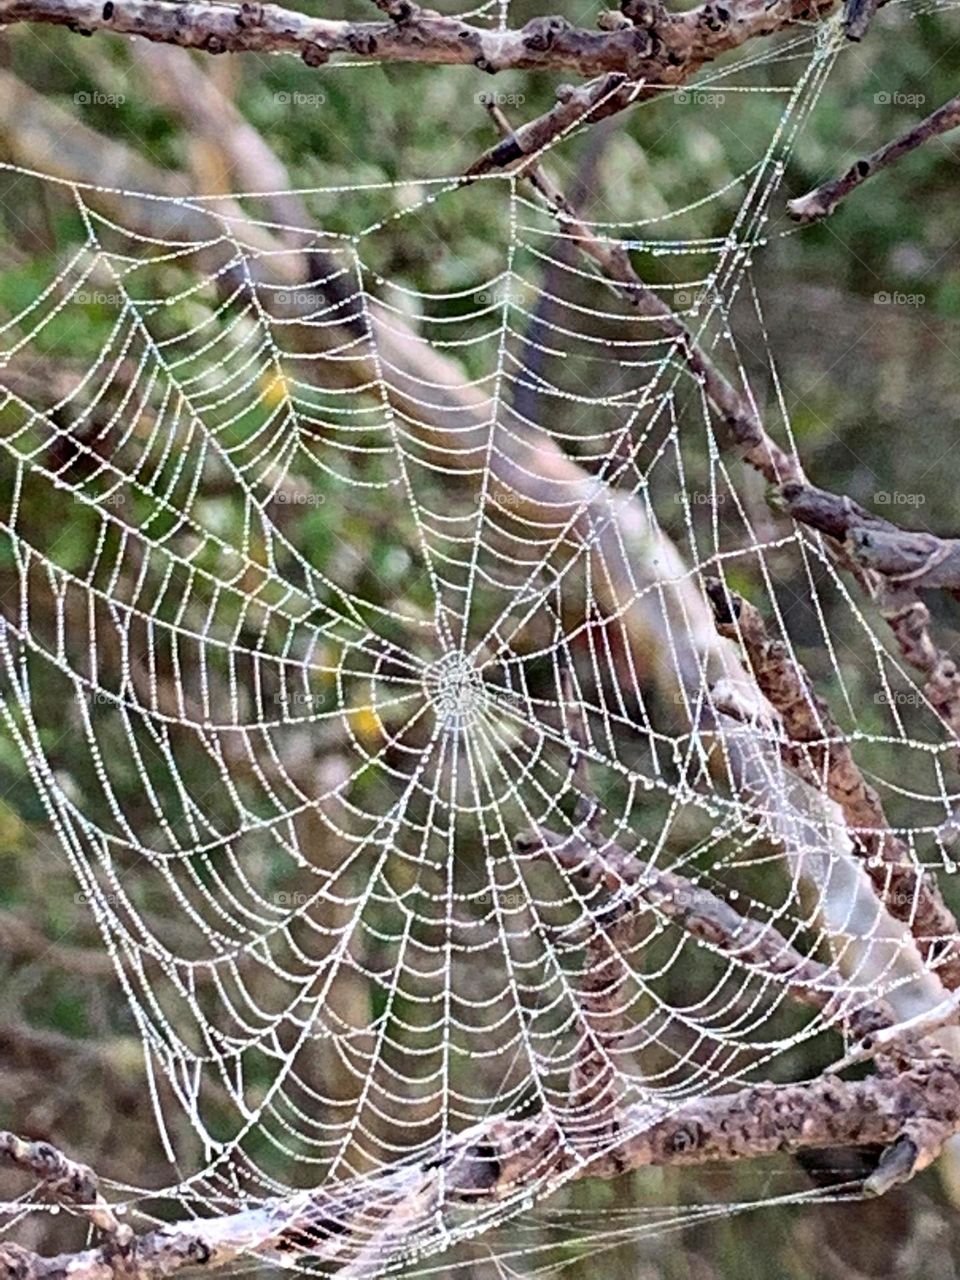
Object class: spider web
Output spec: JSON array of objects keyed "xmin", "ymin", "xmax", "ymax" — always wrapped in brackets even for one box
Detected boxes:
[{"xmin": 0, "ymin": 4, "xmax": 958, "ymax": 1274}]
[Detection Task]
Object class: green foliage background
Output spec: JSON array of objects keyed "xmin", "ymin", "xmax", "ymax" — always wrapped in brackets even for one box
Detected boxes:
[{"xmin": 2, "ymin": 2, "xmax": 960, "ymax": 1276}]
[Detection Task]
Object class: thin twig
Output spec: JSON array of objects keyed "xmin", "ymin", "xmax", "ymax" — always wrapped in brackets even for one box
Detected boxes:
[
  {"xmin": 774, "ymin": 484, "xmax": 960, "ymax": 751},
  {"xmin": 480, "ymin": 99, "xmax": 803, "ymax": 486},
  {"xmin": 480, "ymin": 100, "xmax": 960, "ymax": 894},
  {"xmin": 842, "ymin": 0, "xmax": 881, "ymax": 40},
  {"xmin": 788, "ymin": 90, "xmax": 960, "ymax": 222},
  {"xmin": 3, "ymin": 1059, "xmax": 960, "ymax": 1280},
  {"xmin": 515, "ymin": 824, "xmax": 894, "ymax": 1041}
]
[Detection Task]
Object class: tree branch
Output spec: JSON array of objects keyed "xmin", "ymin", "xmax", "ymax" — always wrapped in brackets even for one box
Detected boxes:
[
  {"xmin": 479, "ymin": 98, "xmax": 804, "ymax": 485},
  {"xmin": 774, "ymin": 483, "xmax": 960, "ymax": 749},
  {"xmin": 516, "ymin": 824, "xmax": 896, "ymax": 1041},
  {"xmin": 788, "ymin": 90, "xmax": 960, "ymax": 223},
  {"xmin": 0, "ymin": 1133, "xmax": 130, "ymax": 1242},
  {"xmin": 704, "ymin": 581, "xmax": 960, "ymax": 988},
  {"xmin": 4, "ymin": 1056, "xmax": 960, "ymax": 1280},
  {"xmin": 0, "ymin": 0, "xmax": 841, "ymax": 82},
  {"xmin": 478, "ymin": 102, "xmax": 960, "ymax": 988}
]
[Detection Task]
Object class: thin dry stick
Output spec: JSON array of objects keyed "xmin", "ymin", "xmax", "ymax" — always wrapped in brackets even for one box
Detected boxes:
[
  {"xmin": 463, "ymin": 0, "xmax": 839, "ymax": 179},
  {"xmin": 1, "ymin": 25, "xmax": 959, "ymax": 1278},
  {"xmin": 481, "ymin": 99, "xmax": 804, "ymax": 487},
  {"xmin": 0, "ymin": 820, "xmax": 954, "ymax": 1279},
  {"xmin": 4, "ymin": 1061, "xmax": 960, "ymax": 1280},
  {"xmin": 774, "ymin": 484, "xmax": 960, "ymax": 750},
  {"xmin": 789, "ymin": 90, "xmax": 960, "ymax": 222},
  {"xmin": 842, "ymin": 0, "xmax": 881, "ymax": 40}
]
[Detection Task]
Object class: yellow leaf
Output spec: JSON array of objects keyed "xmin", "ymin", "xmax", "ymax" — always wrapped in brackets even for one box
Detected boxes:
[
  {"xmin": 349, "ymin": 704, "xmax": 383, "ymax": 745},
  {"xmin": 260, "ymin": 369, "xmax": 290, "ymax": 409}
]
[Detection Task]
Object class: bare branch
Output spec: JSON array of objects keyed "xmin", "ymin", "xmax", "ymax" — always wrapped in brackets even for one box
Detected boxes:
[
  {"xmin": 831, "ymin": 989, "xmax": 960, "ymax": 1072},
  {"xmin": 479, "ymin": 99, "xmax": 804, "ymax": 485},
  {"xmin": 5, "ymin": 1056, "xmax": 960, "ymax": 1280},
  {"xmin": 515, "ymin": 824, "xmax": 894, "ymax": 1041},
  {"xmin": 463, "ymin": 0, "xmax": 840, "ymax": 176},
  {"xmin": 777, "ymin": 481, "xmax": 960, "ymax": 591},
  {"xmin": 0, "ymin": 1132, "xmax": 130, "ymax": 1242},
  {"xmin": 0, "ymin": 0, "xmax": 839, "ymax": 86},
  {"xmin": 775, "ymin": 483, "xmax": 960, "ymax": 750},
  {"xmin": 842, "ymin": 0, "xmax": 880, "ymax": 40},
  {"xmin": 704, "ymin": 580, "xmax": 960, "ymax": 988},
  {"xmin": 788, "ymin": 90, "xmax": 960, "ymax": 223}
]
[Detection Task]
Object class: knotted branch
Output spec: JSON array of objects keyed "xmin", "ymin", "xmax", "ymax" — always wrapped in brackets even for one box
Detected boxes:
[
  {"xmin": 4, "ymin": 979, "xmax": 960, "ymax": 1280},
  {"xmin": 774, "ymin": 484, "xmax": 960, "ymax": 752},
  {"xmin": 516, "ymin": 824, "xmax": 895, "ymax": 1042},
  {"xmin": 0, "ymin": 1133, "xmax": 130, "ymax": 1242},
  {"xmin": 704, "ymin": 581, "xmax": 960, "ymax": 989},
  {"xmin": 0, "ymin": 0, "xmax": 840, "ymax": 82}
]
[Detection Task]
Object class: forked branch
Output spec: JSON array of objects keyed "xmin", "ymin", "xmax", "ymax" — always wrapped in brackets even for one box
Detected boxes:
[
  {"xmin": 705, "ymin": 581, "xmax": 960, "ymax": 988},
  {"xmin": 1, "ymin": 828, "xmax": 957, "ymax": 1280}
]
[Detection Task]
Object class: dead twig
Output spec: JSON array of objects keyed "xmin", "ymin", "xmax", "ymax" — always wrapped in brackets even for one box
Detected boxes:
[
  {"xmin": 3, "ymin": 1049, "xmax": 960, "ymax": 1279},
  {"xmin": 478, "ymin": 98, "xmax": 803, "ymax": 486},
  {"xmin": 0, "ymin": 0, "xmax": 836, "ymax": 80},
  {"xmin": 788, "ymin": 91, "xmax": 960, "ymax": 222}
]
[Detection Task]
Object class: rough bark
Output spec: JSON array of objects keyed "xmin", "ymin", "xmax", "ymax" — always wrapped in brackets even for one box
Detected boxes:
[
  {"xmin": 0, "ymin": 0, "xmax": 838, "ymax": 82},
  {"xmin": 705, "ymin": 582, "xmax": 960, "ymax": 989},
  {"xmin": 4, "ymin": 1058, "xmax": 960, "ymax": 1279}
]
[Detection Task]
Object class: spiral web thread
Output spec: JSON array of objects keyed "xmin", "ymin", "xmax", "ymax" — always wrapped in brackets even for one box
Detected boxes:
[{"xmin": 0, "ymin": 4, "xmax": 958, "ymax": 1273}]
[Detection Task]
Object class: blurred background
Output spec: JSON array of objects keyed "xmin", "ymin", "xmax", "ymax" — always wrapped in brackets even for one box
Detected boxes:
[{"xmin": 2, "ymin": 1, "xmax": 960, "ymax": 1276}]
